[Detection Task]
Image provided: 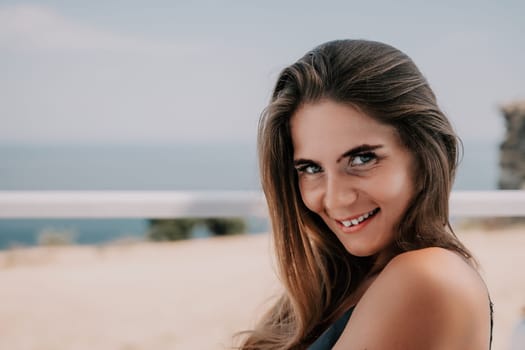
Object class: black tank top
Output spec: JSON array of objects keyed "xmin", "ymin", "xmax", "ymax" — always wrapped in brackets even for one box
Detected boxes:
[{"xmin": 307, "ymin": 307, "xmax": 354, "ymax": 350}]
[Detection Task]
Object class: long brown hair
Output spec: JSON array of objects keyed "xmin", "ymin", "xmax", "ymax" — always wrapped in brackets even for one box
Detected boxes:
[{"xmin": 238, "ymin": 39, "xmax": 472, "ymax": 349}]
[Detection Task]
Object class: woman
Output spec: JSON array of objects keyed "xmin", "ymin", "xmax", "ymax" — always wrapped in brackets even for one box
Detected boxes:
[{"xmin": 239, "ymin": 39, "xmax": 493, "ymax": 349}]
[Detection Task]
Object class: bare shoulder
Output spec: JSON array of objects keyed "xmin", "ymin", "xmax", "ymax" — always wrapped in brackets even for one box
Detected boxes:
[
  {"xmin": 334, "ymin": 248, "xmax": 491, "ymax": 350},
  {"xmin": 386, "ymin": 247, "xmax": 483, "ymax": 287}
]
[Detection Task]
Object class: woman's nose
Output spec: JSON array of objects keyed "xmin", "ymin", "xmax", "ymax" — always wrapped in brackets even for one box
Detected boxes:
[{"xmin": 323, "ymin": 173, "xmax": 358, "ymax": 214}]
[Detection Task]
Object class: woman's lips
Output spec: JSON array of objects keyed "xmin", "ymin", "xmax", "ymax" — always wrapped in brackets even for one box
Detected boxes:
[{"xmin": 336, "ymin": 208, "xmax": 380, "ymax": 233}]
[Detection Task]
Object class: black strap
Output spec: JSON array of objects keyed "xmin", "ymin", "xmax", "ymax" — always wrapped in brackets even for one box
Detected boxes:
[{"xmin": 308, "ymin": 308, "xmax": 355, "ymax": 350}]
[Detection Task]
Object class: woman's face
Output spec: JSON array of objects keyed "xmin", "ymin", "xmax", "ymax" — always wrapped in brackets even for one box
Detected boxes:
[{"xmin": 290, "ymin": 99, "xmax": 415, "ymax": 258}]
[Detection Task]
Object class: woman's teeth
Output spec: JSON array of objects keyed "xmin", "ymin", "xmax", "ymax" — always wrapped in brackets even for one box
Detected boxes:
[{"xmin": 341, "ymin": 208, "xmax": 379, "ymax": 227}]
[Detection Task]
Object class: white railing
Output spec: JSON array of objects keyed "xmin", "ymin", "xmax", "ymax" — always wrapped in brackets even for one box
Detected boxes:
[{"xmin": 0, "ymin": 190, "xmax": 524, "ymax": 218}]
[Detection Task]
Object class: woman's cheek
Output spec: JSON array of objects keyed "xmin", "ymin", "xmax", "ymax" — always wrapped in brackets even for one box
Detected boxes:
[
  {"xmin": 299, "ymin": 180, "xmax": 321, "ymax": 213},
  {"xmin": 375, "ymin": 168, "xmax": 414, "ymax": 204}
]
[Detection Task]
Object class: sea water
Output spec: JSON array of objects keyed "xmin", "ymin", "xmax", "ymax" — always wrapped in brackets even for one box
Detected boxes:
[{"xmin": 0, "ymin": 140, "xmax": 499, "ymax": 249}]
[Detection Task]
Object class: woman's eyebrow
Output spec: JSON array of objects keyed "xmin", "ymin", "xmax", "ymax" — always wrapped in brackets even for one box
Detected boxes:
[
  {"xmin": 293, "ymin": 158, "xmax": 318, "ymax": 167},
  {"xmin": 293, "ymin": 144, "xmax": 383, "ymax": 166},
  {"xmin": 336, "ymin": 144, "xmax": 383, "ymax": 163}
]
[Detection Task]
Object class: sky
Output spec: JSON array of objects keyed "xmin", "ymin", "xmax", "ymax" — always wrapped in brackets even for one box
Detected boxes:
[{"xmin": 1, "ymin": 0, "xmax": 524, "ymax": 145}]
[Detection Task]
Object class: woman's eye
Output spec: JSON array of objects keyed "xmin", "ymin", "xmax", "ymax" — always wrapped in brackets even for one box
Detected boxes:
[
  {"xmin": 350, "ymin": 153, "xmax": 376, "ymax": 166},
  {"xmin": 297, "ymin": 164, "xmax": 322, "ymax": 174}
]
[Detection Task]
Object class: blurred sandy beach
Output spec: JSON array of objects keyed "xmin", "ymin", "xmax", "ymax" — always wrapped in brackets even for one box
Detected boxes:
[{"xmin": 0, "ymin": 226, "xmax": 523, "ymax": 350}]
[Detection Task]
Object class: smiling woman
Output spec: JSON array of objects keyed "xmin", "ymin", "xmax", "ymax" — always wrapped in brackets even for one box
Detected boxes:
[
  {"xmin": 238, "ymin": 40, "xmax": 493, "ymax": 350},
  {"xmin": 291, "ymin": 101, "xmax": 415, "ymax": 260}
]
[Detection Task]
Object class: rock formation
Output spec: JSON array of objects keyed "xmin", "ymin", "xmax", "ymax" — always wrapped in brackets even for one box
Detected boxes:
[{"xmin": 499, "ymin": 100, "xmax": 525, "ymax": 190}]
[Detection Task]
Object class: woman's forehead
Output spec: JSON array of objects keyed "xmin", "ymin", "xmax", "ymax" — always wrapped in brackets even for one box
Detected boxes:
[{"xmin": 290, "ymin": 100, "xmax": 401, "ymax": 156}]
